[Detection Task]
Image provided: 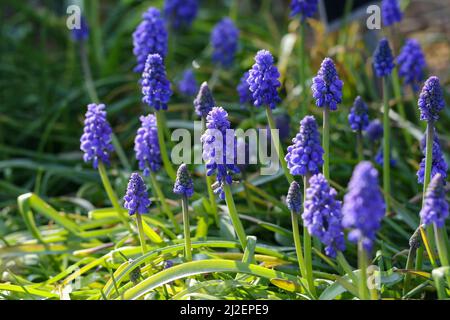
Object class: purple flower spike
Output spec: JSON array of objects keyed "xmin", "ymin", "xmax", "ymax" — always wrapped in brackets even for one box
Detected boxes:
[
  {"xmin": 80, "ymin": 104, "xmax": 114, "ymax": 169},
  {"xmin": 71, "ymin": 16, "xmax": 89, "ymax": 42},
  {"xmin": 420, "ymin": 174, "xmax": 449, "ymax": 228},
  {"xmin": 348, "ymin": 96, "xmax": 369, "ymax": 132},
  {"xmin": 237, "ymin": 71, "xmax": 253, "ymax": 106},
  {"xmin": 365, "ymin": 119, "xmax": 383, "ymax": 142},
  {"xmin": 290, "ymin": 0, "xmax": 319, "ymax": 21},
  {"xmin": 418, "ymin": 76, "xmax": 445, "ymax": 123},
  {"xmin": 382, "ymin": 0, "xmax": 402, "ymax": 26},
  {"xmin": 178, "ymin": 69, "xmax": 198, "ymax": 97},
  {"xmin": 132, "ymin": 7, "xmax": 168, "ymax": 73},
  {"xmin": 194, "ymin": 82, "xmax": 215, "ymax": 118},
  {"xmin": 123, "ymin": 173, "xmax": 151, "ymax": 215},
  {"xmin": 141, "ymin": 54, "xmax": 172, "ymax": 111},
  {"xmin": 311, "ymin": 57, "xmax": 343, "ymax": 111},
  {"xmin": 342, "ymin": 161, "xmax": 385, "ymax": 252},
  {"xmin": 373, "ymin": 38, "xmax": 395, "ymax": 78},
  {"xmin": 286, "ymin": 181, "xmax": 302, "ymax": 214},
  {"xmin": 397, "ymin": 39, "xmax": 426, "ymax": 92},
  {"xmin": 135, "ymin": 114, "xmax": 161, "ymax": 176},
  {"xmin": 201, "ymin": 107, "xmax": 240, "ymax": 200},
  {"xmin": 164, "ymin": 0, "xmax": 198, "ymax": 30},
  {"xmin": 173, "ymin": 164, "xmax": 194, "ymax": 198},
  {"xmin": 417, "ymin": 130, "xmax": 448, "ymax": 185},
  {"xmin": 303, "ymin": 174, "xmax": 346, "ymax": 258},
  {"xmin": 211, "ymin": 18, "xmax": 239, "ymax": 68},
  {"xmin": 285, "ymin": 115, "xmax": 324, "ymax": 176},
  {"xmin": 247, "ymin": 50, "xmax": 281, "ymax": 109}
]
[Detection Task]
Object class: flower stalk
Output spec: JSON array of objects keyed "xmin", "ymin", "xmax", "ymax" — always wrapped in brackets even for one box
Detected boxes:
[
  {"xmin": 156, "ymin": 110, "xmax": 176, "ymax": 181},
  {"xmin": 223, "ymin": 183, "xmax": 247, "ymax": 250},
  {"xmin": 382, "ymin": 77, "xmax": 391, "ymax": 214},
  {"xmin": 182, "ymin": 195, "xmax": 192, "ymax": 261}
]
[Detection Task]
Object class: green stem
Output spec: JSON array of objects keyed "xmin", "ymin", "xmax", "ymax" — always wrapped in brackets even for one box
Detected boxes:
[
  {"xmin": 149, "ymin": 172, "xmax": 180, "ymax": 233},
  {"xmin": 434, "ymin": 225, "xmax": 449, "ymax": 267},
  {"xmin": 135, "ymin": 213, "xmax": 147, "ymax": 255},
  {"xmin": 402, "ymin": 245, "xmax": 416, "ymax": 297},
  {"xmin": 356, "ymin": 130, "xmax": 363, "ymax": 162},
  {"xmin": 291, "ymin": 211, "xmax": 307, "ymax": 280},
  {"xmin": 303, "ymin": 176, "xmax": 316, "ymax": 298},
  {"xmin": 336, "ymin": 251, "xmax": 358, "ymax": 285},
  {"xmin": 202, "ymin": 116, "xmax": 219, "ymax": 227},
  {"xmin": 265, "ymin": 107, "xmax": 294, "ymax": 183},
  {"xmin": 382, "ymin": 77, "xmax": 391, "ymax": 214},
  {"xmin": 299, "ymin": 21, "xmax": 307, "ymax": 118},
  {"xmin": 223, "ymin": 184, "xmax": 247, "ymax": 250},
  {"xmin": 97, "ymin": 162, "xmax": 133, "ymax": 233},
  {"xmin": 392, "ymin": 69, "xmax": 413, "ymax": 149},
  {"xmin": 323, "ymin": 107, "xmax": 330, "ymax": 180},
  {"xmin": 181, "ymin": 195, "xmax": 192, "ymax": 261},
  {"xmin": 358, "ymin": 242, "xmax": 369, "ymax": 300},
  {"xmin": 155, "ymin": 111, "xmax": 176, "ymax": 181}
]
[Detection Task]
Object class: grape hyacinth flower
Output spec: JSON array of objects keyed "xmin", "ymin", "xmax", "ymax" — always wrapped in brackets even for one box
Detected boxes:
[
  {"xmin": 420, "ymin": 174, "xmax": 448, "ymax": 228},
  {"xmin": 303, "ymin": 174, "xmax": 346, "ymax": 258},
  {"xmin": 173, "ymin": 164, "xmax": 194, "ymax": 198},
  {"xmin": 397, "ymin": 39, "xmax": 426, "ymax": 91},
  {"xmin": 71, "ymin": 16, "xmax": 89, "ymax": 42},
  {"xmin": 311, "ymin": 57, "xmax": 343, "ymax": 111},
  {"xmin": 417, "ymin": 130, "xmax": 447, "ymax": 185},
  {"xmin": 365, "ymin": 119, "xmax": 383, "ymax": 142},
  {"xmin": 381, "ymin": 0, "xmax": 403, "ymax": 27},
  {"xmin": 286, "ymin": 181, "xmax": 302, "ymax": 214},
  {"xmin": 123, "ymin": 173, "xmax": 151, "ymax": 216},
  {"xmin": 80, "ymin": 104, "xmax": 114, "ymax": 169},
  {"xmin": 201, "ymin": 107, "xmax": 240, "ymax": 200},
  {"xmin": 373, "ymin": 39, "xmax": 395, "ymax": 78},
  {"xmin": 285, "ymin": 115, "xmax": 324, "ymax": 177},
  {"xmin": 247, "ymin": 50, "xmax": 281, "ymax": 109},
  {"xmin": 342, "ymin": 161, "xmax": 385, "ymax": 252},
  {"xmin": 134, "ymin": 114, "xmax": 161, "ymax": 176},
  {"xmin": 289, "ymin": 0, "xmax": 319, "ymax": 21},
  {"xmin": 348, "ymin": 96, "xmax": 369, "ymax": 132},
  {"xmin": 194, "ymin": 82, "xmax": 216, "ymax": 118},
  {"xmin": 237, "ymin": 71, "xmax": 253, "ymax": 106},
  {"xmin": 210, "ymin": 18, "xmax": 239, "ymax": 69},
  {"xmin": 202, "ymin": 107, "xmax": 247, "ymax": 248},
  {"xmin": 163, "ymin": 0, "xmax": 198, "ymax": 30},
  {"xmin": 142, "ymin": 54, "xmax": 172, "ymax": 111},
  {"xmin": 132, "ymin": 7, "xmax": 168, "ymax": 73},
  {"xmin": 178, "ymin": 69, "xmax": 198, "ymax": 97},
  {"xmin": 418, "ymin": 76, "xmax": 445, "ymax": 123}
]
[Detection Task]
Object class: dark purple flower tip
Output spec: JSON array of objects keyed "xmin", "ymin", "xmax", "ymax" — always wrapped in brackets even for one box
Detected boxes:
[
  {"xmin": 211, "ymin": 18, "xmax": 239, "ymax": 68},
  {"xmin": 164, "ymin": 0, "xmax": 198, "ymax": 30},
  {"xmin": 420, "ymin": 174, "xmax": 449, "ymax": 228},
  {"xmin": 173, "ymin": 164, "xmax": 194, "ymax": 198},
  {"xmin": 247, "ymin": 50, "xmax": 281, "ymax": 109},
  {"xmin": 290, "ymin": 0, "xmax": 319, "ymax": 21},
  {"xmin": 237, "ymin": 71, "xmax": 253, "ymax": 106},
  {"xmin": 382, "ymin": 0, "xmax": 403, "ymax": 27},
  {"xmin": 194, "ymin": 82, "xmax": 215, "ymax": 118},
  {"xmin": 285, "ymin": 115, "xmax": 324, "ymax": 176},
  {"xmin": 373, "ymin": 38, "xmax": 395, "ymax": 78},
  {"xmin": 178, "ymin": 69, "xmax": 198, "ymax": 97},
  {"xmin": 302, "ymin": 174, "xmax": 345, "ymax": 258},
  {"xmin": 365, "ymin": 119, "xmax": 383, "ymax": 142},
  {"xmin": 134, "ymin": 114, "xmax": 162, "ymax": 176},
  {"xmin": 71, "ymin": 16, "xmax": 89, "ymax": 42},
  {"xmin": 80, "ymin": 103, "xmax": 114, "ymax": 169},
  {"xmin": 417, "ymin": 129, "xmax": 448, "ymax": 185},
  {"xmin": 286, "ymin": 181, "xmax": 302, "ymax": 213},
  {"xmin": 397, "ymin": 39, "xmax": 426, "ymax": 92},
  {"xmin": 123, "ymin": 173, "xmax": 152, "ymax": 215},
  {"xmin": 201, "ymin": 107, "xmax": 240, "ymax": 200},
  {"xmin": 141, "ymin": 53, "xmax": 172, "ymax": 111},
  {"xmin": 348, "ymin": 96, "xmax": 369, "ymax": 132},
  {"xmin": 311, "ymin": 57, "xmax": 343, "ymax": 111},
  {"xmin": 418, "ymin": 76, "xmax": 445, "ymax": 123},
  {"xmin": 342, "ymin": 161, "xmax": 385, "ymax": 252},
  {"xmin": 132, "ymin": 7, "xmax": 168, "ymax": 73}
]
